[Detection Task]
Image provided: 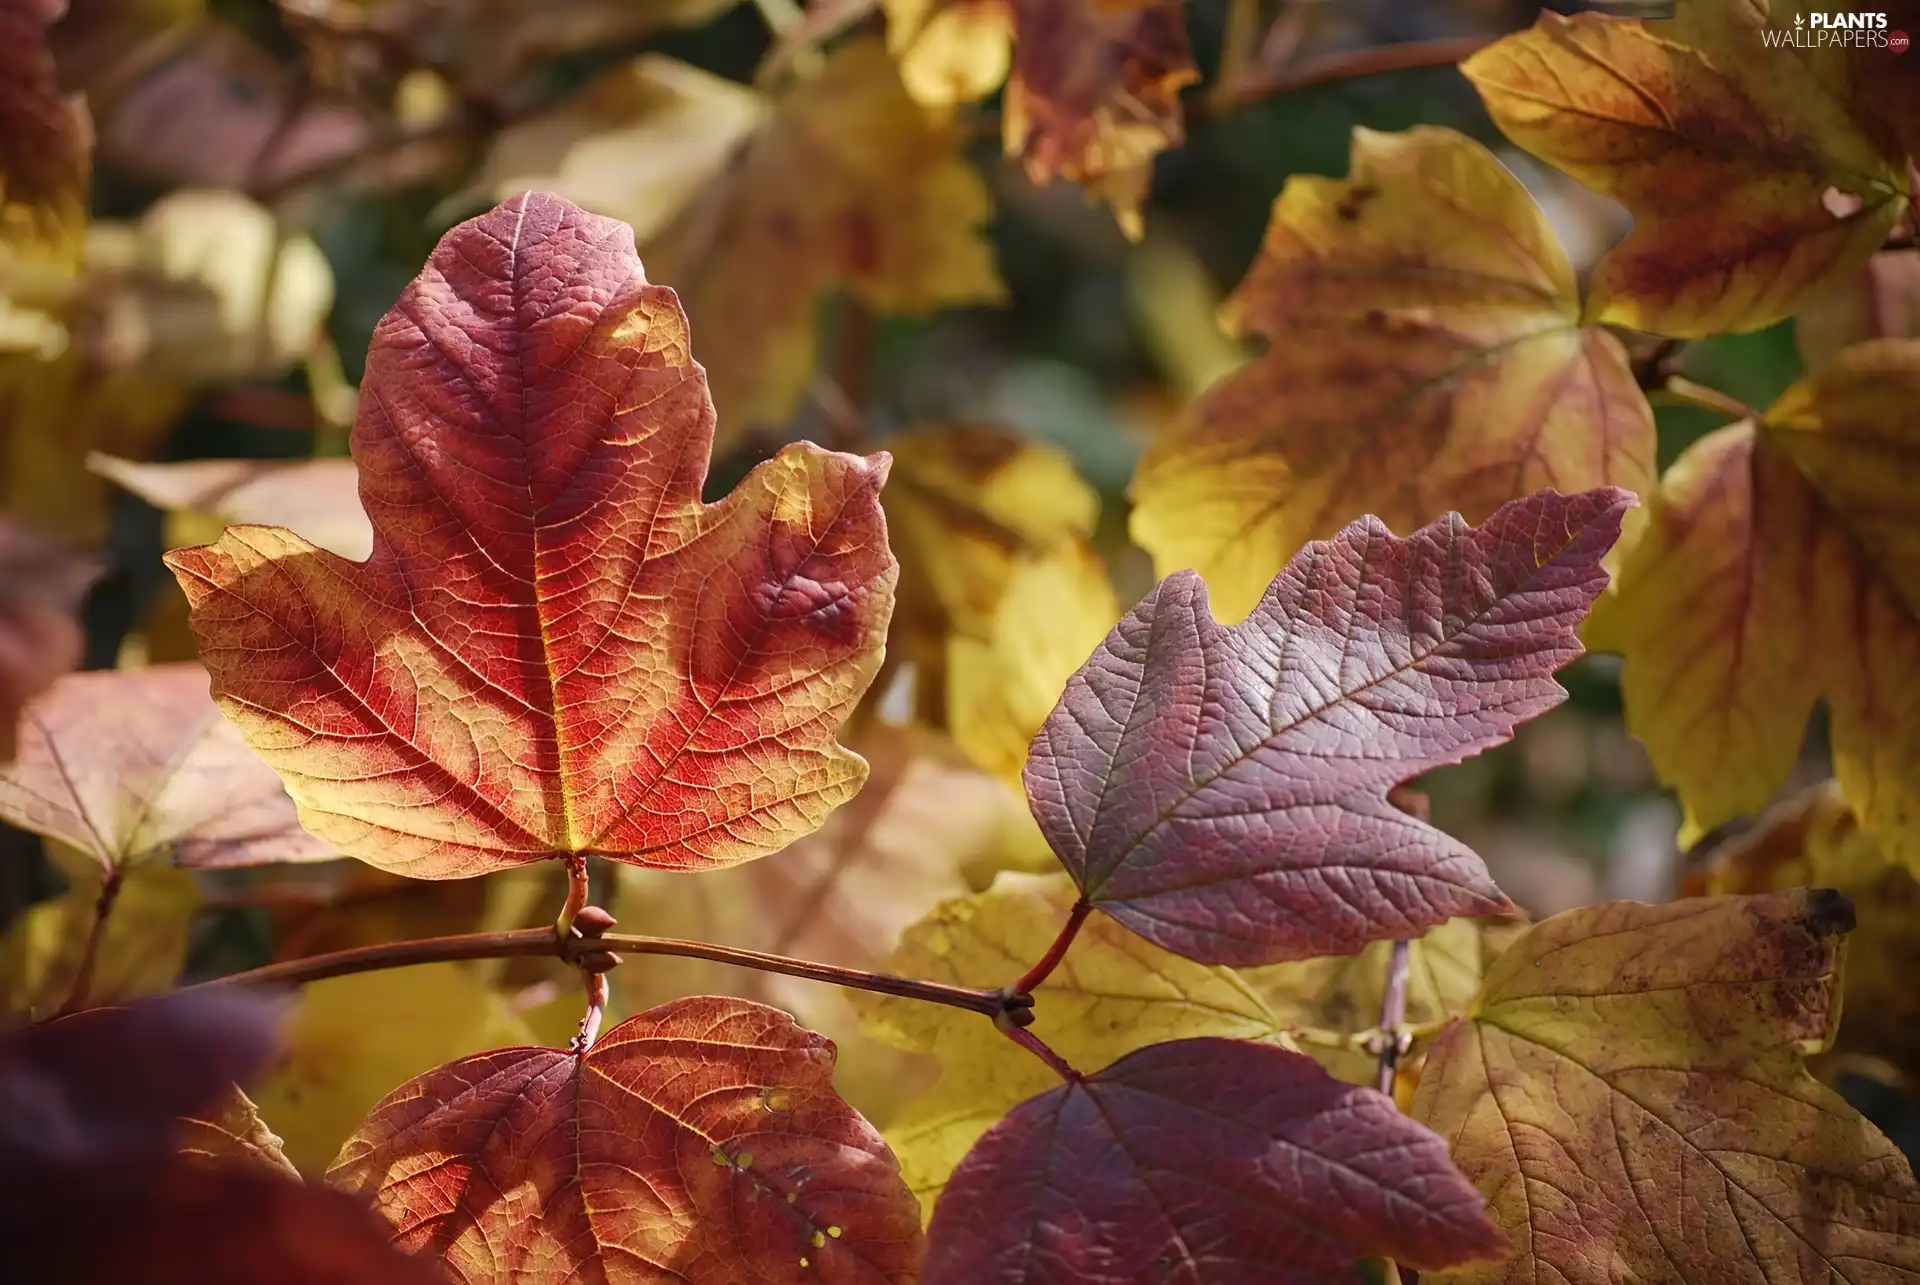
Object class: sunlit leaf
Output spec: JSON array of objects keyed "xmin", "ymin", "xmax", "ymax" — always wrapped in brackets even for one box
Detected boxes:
[
  {"xmin": 331, "ymin": 995, "xmax": 923, "ymax": 1283},
  {"xmin": 1586, "ymin": 338, "xmax": 1920, "ymax": 868},
  {"xmin": 164, "ymin": 192, "xmax": 898, "ymax": 880},
  {"xmin": 1691, "ymin": 779, "xmax": 1920, "ymax": 1081},
  {"xmin": 251, "ymin": 962, "xmax": 534, "ymax": 1175},
  {"xmin": 1130, "ymin": 126, "xmax": 1653, "ymax": 623},
  {"xmin": 1463, "ymin": 8, "xmax": 1913, "ymax": 337},
  {"xmin": 1029, "ymin": 487, "xmax": 1631, "ymax": 965},
  {"xmin": 859, "ymin": 872, "xmax": 1288, "ymax": 1216},
  {"xmin": 1412, "ymin": 889, "xmax": 1920, "ymax": 1283},
  {"xmin": 178, "ymin": 1087, "xmax": 299, "ymax": 1176},
  {"xmin": 0, "ymin": 664, "xmax": 332, "ymax": 870},
  {"xmin": 924, "ymin": 1038, "xmax": 1508, "ymax": 1284},
  {"xmin": 610, "ymin": 723, "xmax": 1026, "ymax": 1122},
  {"xmin": 644, "ymin": 38, "xmax": 1004, "ymax": 441}
]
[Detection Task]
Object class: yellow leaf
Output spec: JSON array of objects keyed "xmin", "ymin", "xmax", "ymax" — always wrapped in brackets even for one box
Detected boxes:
[
  {"xmin": 1130, "ymin": 125, "xmax": 1654, "ymax": 622},
  {"xmin": 1693, "ymin": 779, "xmax": 1920, "ymax": 1080},
  {"xmin": 253, "ymin": 963, "xmax": 535, "ymax": 1175},
  {"xmin": 178, "ymin": 1087, "xmax": 300, "ymax": 1177},
  {"xmin": 1412, "ymin": 890, "xmax": 1920, "ymax": 1282},
  {"xmin": 885, "ymin": 0, "xmax": 1011, "ymax": 107},
  {"xmin": 858, "ymin": 872, "xmax": 1285, "ymax": 1216},
  {"xmin": 1586, "ymin": 338, "xmax": 1920, "ymax": 867},
  {"xmin": 1463, "ymin": 8, "xmax": 1911, "ymax": 338},
  {"xmin": 0, "ymin": 853, "xmax": 199, "ymax": 1019},
  {"xmin": 476, "ymin": 55, "xmax": 765, "ymax": 245},
  {"xmin": 1, "ymin": 191, "xmax": 334, "ymax": 546},
  {"xmin": 1243, "ymin": 915, "xmax": 1527, "ymax": 1087},
  {"xmin": 610, "ymin": 723, "xmax": 1024, "ymax": 1122},
  {"xmin": 946, "ymin": 539, "xmax": 1118, "ymax": 784},
  {"xmin": 644, "ymin": 38, "xmax": 1004, "ymax": 441}
]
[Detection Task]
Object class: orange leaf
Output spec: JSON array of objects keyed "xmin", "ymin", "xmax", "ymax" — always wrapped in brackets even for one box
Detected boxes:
[
  {"xmin": 165, "ymin": 192, "xmax": 898, "ymax": 880},
  {"xmin": 1463, "ymin": 9, "xmax": 1912, "ymax": 337},
  {"xmin": 0, "ymin": 663, "xmax": 330, "ymax": 869},
  {"xmin": 332, "ymin": 995, "xmax": 923, "ymax": 1283}
]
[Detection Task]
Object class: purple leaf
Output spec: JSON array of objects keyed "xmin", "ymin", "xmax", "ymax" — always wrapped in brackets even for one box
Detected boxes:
[
  {"xmin": 923, "ymin": 1037, "xmax": 1509, "ymax": 1284},
  {"xmin": 1024, "ymin": 487, "xmax": 1633, "ymax": 964}
]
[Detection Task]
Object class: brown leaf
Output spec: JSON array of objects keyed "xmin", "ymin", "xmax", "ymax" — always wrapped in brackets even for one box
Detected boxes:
[
  {"xmin": 178, "ymin": 1087, "xmax": 300, "ymax": 1176},
  {"xmin": 1003, "ymin": 0, "xmax": 1195, "ymax": 240},
  {"xmin": 0, "ymin": 0, "xmax": 91, "ymax": 349},
  {"xmin": 0, "ymin": 663, "xmax": 334, "ymax": 870},
  {"xmin": 332, "ymin": 995, "xmax": 923, "ymax": 1283}
]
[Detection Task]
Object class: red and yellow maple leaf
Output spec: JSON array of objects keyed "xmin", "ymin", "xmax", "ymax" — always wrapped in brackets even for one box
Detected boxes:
[
  {"xmin": 332, "ymin": 995, "xmax": 923, "ymax": 1283},
  {"xmin": 165, "ymin": 192, "xmax": 898, "ymax": 880}
]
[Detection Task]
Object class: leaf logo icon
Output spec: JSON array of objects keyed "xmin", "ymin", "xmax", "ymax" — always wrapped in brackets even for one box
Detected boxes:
[{"xmin": 1795, "ymin": 11, "xmax": 1805, "ymax": 23}]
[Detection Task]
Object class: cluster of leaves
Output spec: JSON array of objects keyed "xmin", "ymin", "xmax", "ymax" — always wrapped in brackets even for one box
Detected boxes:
[{"xmin": 5, "ymin": 0, "xmax": 1920, "ymax": 1282}]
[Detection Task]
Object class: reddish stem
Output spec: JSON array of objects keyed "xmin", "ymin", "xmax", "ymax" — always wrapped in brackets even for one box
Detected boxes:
[
  {"xmin": 1012, "ymin": 898, "xmax": 1091, "ymax": 996},
  {"xmin": 1376, "ymin": 939, "xmax": 1412, "ymax": 1097},
  {"xmin": 178, "ymin": 926, "xmax": 1011, "ymax": 1019},
  {"xmin": 999, "ymin": 1022, "xmax": 1081, "ymax": 1084},
  {"xmin": 60, "ymin": 869, "xmax": 124, "ymax": 1016},
  {"xmin": 556, "ymin": 854, "xmax": 589, "ymax": 937},
  {"xmin": 571, "ymin": 970, "xmax": 608, "ymax": 1054}
]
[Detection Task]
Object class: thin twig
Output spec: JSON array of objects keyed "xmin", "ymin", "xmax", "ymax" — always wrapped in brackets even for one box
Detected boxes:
[
  {"xmin": 179, "ymin": 926, "xmax": 1011, "ymax": 1019},
  {"xmin": 1208, "ymin": 34, "xmax": 1495, "ymax": 121},
  {"xmin": 1012, "ymin": 899, "xmax": 1092, "ymax": 996},
  {"xmin": 1376, "ymin": 939, "xmax": 1412, "ymax": 1096},
  {"xmin": 999, "ymin": 1022, "xmax": 1081, "ymax": 1083},
  {"xmin": 60, "ymin": 870, "xmax": 124, "ymax": 1016},
  {"xmin": 1659, "ymin": 376, "xmax": 1757, "ymax": 422}
]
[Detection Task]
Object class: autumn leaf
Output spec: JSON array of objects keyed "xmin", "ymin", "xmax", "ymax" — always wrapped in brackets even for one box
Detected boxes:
[
  {"xmin": 924, "ymin": 1037, "xmax": 1508, "ymax": 1284},
  {"xmin": 884, "ymin": 0, "xmax": 1195, "ymax": 240},
  {"xmin": 0, "ymin": 0, "xmax": 91, "ymax": 356},
  {"xmin": 859, "ymin": 872, "xmax": 1290, "ymax": 1215},
  {"xmin": 0, "ymin": 517, "xmax": 91, "ymax": 761},
  {"xmin": 1243, "ymin": 915, "xmax": 1528, "ymax": 1088},
  {"xmin": 164, "ymin": 192, "xmax": 898, "ymax": 880},
  {"xmin": 0, "ymin": 663, "xmax": 332, "ymax": 871},
  {"xmin": 644, "ymin": 38, "xmax": 1004, "ymax": 441},
  {"xmin": 252, "ymin": 962, "xmax": 535, "ymax": 1174},
  {"xmin": 1691, "ymin": 779, "xmax": 1920, "ymax": 1081},
  {"xmin": 0, "ymin": 852, "xmax": 198, "ymax": 1017},
  {"xmin": 1463, "ymin": 8, "xmax": 1913, "ymax": 337},
  {"xmin": 1129, "ymin": 125, "xmax": 1653, "ymax": 624},
  {"xmin": 178, "ymin": 1087, "xmax": 300, "ymax": 1177},
  {"xmin": 1585, "ymin": 338, "xmax": 1920, "ymax": 868},
  {"xmin": 331, "ymin": 995, "xmax": 923, "ymax": 1283},
  {"xmin": 1797, "ymin": 248, "xmax": 1920, "ymax": 372},
  {"xmin": 1029, "ymin": 487, "xmax": 1629, "ymax": 966},
  {"xmin": 881, "ymin": 423, "xmax": 1117, "ymax": 772},
  {"xmin": 1411, "ymin": 889, "xmax": 1920, "ymax": 1282},
  {"xmin": 92, "ymin": 454, "xmax": 372, "ymax": 560},
  {"xmin": 1002, "ymin": 0, "xmax": 1195, "ymax": 241},
  {"xmin": 610, "ymin": 723, "xmax": 1024, "ymax": 1121},
  {"xmin": 947, "ymin": 540, "xmax": 1118, "ymax": 783}
]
